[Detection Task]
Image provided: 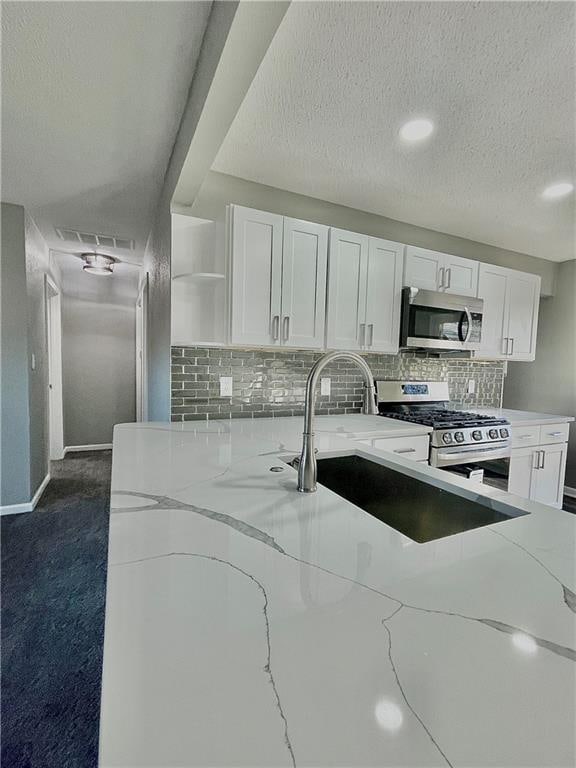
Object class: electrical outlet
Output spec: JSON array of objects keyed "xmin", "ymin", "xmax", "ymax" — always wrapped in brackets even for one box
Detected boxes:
[
  {"xmin": 219, "ymin": 376, "xmax": 233, "ymax": 397},
  {"xmin": 320, "ymin": 377, "xmax": 331, "ymax": 396},
  {"xmin": 467, "ymin": 379, "xmax": 475, "ymax": 394}
]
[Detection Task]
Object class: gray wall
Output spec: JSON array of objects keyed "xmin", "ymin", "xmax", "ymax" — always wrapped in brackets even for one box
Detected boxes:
[
  {"xmin": 1, "ymin": 203, "xmax": 31, "ymax": 505},
  {"xmin": 24, "ymin": 211, "xmax": 50, "ymax": 495},
  {"xmin": 504, "ymin": 259, "xmax": 576, "ymax": 488},
  {"xmin": 192, "ymin": 171, "xmax": 559, "ymax": 296},
  {"xmin": 62, "ymin": 295, "xmax": 136, "ymax": 446}
]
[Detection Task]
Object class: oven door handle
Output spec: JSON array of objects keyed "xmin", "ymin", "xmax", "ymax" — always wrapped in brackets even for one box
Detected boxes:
[
  {"xmin": 433, "ymin": 445, "xmax": 511, "ymax": 465},
  {"xmin": 458, "ymin": 307, "xmax": 473, "ymax": 342}
]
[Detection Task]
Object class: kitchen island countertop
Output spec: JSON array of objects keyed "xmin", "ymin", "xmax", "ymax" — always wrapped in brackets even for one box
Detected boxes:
[{"xmin": 100, "ymin": 415, "xmax": 576, "ymax": 768}]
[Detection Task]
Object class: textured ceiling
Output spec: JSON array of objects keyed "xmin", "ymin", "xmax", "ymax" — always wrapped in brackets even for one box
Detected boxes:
[
  {"xmin": 214, "ymin": 1, "xmax": 576, "ymax": 262},
  {"xmin": 1, "ymin": 1, "xmax": 212, "ymax": 262}
]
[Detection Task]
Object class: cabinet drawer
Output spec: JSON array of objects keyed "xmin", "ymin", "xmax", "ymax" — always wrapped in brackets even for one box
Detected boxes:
[
  {"xmin": 372, "ymin": 435, "xmax": 429, "ymax": 461},
  {"xmin": 538, "ymin": 422, "xmax": 569, "ymax": 446},
  {"xmin": 511, "ymin": 425, "xmax": 541, "ymax": 449}
]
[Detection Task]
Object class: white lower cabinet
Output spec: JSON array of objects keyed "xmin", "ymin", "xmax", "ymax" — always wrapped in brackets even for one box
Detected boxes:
[
  {"xmin": 327, "ymin": 229, "xmax": 404, "ymax": 353},
  {"xmin": 508, "ymin": 424, "xmax": 568, "ymax": 508},
  {"xmin": 355, "ymin": 434, "xmax": 429, "ymax": 461}
]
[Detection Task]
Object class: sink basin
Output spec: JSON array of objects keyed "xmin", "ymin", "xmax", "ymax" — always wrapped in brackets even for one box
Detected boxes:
[{"xmin": 316, "ymin": 455, "xmax": 528, "ymax": 543}]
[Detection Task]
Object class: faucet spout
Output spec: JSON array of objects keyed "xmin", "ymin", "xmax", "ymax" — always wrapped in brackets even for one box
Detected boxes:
[{"xmin": 297, "ymin": 351, "xmax": 378, "ymax": 492}]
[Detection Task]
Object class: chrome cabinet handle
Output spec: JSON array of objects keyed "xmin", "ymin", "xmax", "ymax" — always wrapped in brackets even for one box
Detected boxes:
[
  {"xmin": 394, "ymin": 448, "xmax": 416, "ymax": 454},
  {"xmin": 283, "ymin": 316, "xmax": 290, "ymax": 342},
  {"xmin": 445, "ymin": 268, "xmax": 451, "ymax": 289},
  {"xmin": 540, "ymin": 450, "xmax": 546, "ymax": 469},
  {"xmin": 506, "ymin": 337, "xmax": 513, "ymax": 355},
  {"xmin": 519, "ymin": 434, "xmax": 533, "ymax": 439},
  {"xmin": 533, "ymin": 450, "xmax": 540, "ymax": 469},
  {"xmin": 509, "ymin": 337, "xmax": 514, "ymax": 356},
  {"xmin": 502, "ymin": 337, "xmax": 509, "ymax": 355},
  {"xmin": 271, "ymin": 315, "xmax": 280, "ymax": 341},
  {"xmin": 548, "ymin": 431, "xmax": 563, "ymax": 436},
  {"xmin": 367, "ymin": 323, "xmax": 374, "ymax": 347},
  {"xmin": 359, "ymin": 323, "xmax": 366, "ymax": 347},
  {"xmin": 438, "ymin": 267, "xmax": 445, "ymax": 289}
]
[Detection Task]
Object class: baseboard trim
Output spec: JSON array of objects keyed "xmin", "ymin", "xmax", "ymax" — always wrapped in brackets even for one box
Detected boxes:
[
  {"xmin": 64, "ymin": 443, "xmax": 113, "ymax": 455},
  {"xmin": 0, "ymin": 472, "xmax": 51, "ymax": 516},
  {"xmin": 564, "ymin": 486, "xmax": 576, "ymax": 499}
]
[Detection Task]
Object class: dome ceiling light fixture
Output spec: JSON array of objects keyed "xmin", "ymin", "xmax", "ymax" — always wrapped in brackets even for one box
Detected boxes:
[{"xmin": 81, "ymin": 252, "xmax": 116, "ymax": 276}]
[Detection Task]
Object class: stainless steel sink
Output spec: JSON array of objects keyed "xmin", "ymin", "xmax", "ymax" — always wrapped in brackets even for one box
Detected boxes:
[{"xmin": 315, "ymin": 455, "xmax": 528, "ymax": 543}]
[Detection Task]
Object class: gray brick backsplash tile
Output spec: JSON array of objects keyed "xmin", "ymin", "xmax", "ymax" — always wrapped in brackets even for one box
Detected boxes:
[{"xmin": 171, "ymin": 346, "xmax": 504, "ymax": 421}]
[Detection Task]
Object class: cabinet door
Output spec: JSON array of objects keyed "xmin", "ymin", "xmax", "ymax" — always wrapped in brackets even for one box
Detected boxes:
[
  {"xmin": 476, "ymin": 264, "xmax": 508, "ymax": 358},
  {"xmin": 508, "ymin": 446, "xmax": 536, "ymax": 500},
  {"xmin": 443, "ymin": 254, "xmax": 479, "ymax": 297},
  {"xmin": 326, "ymin": 229, "xmax": 369, "ymax": 350},
  {"xmin": 364, "ymin": 238, "xmax": 404, "ymax": 353},
  {"xmin": 403, "ymin": 246, "xmax": 442, "ymax": 291},
  {"xmin": 281, "ymin": 218, "xmax": 328, "ymax": 349},
  {"xmin": 531, "ymin": 444, "xmax": 567, "ymax": 508},
  {"xmin": 506, "ymin": 272, "xmax": 540, "ymax": 361},
  {"xmin": 230, "ymin": 206, "xmax": 283, "ymax": 346}
]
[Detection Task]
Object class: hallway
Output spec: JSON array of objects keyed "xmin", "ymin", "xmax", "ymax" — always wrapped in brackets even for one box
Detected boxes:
[{"xmin": 1, "ymin": 451, "xmax": 111, "ymax": 768}]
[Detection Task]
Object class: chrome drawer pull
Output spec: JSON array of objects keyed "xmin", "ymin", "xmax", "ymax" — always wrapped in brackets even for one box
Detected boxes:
[
  {"xmin": 548, "ymin": 431, "xmax": 563, "ymax": 436},
  {"xmin": 394, "ymin": 448, "xmax": 416, "ymax": 454},
  {"xmin": 518, "ymin": 434, "xmax": 534, "ymax": 439}
]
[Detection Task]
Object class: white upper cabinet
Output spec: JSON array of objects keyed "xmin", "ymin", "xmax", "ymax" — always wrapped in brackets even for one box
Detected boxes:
[
  {"xmin": 476, "ymin": 263, "xmax": 540, "ymax": 361},
  {"xmin": 403, "ymin": 247, "xmax": 442, "ymax": 292},
  {"xmin": 506, "ymin": 271, "xmax": 540, "ymax": 359},
  {"xmin": 326, "ymin": 229, "xmax": 368, "ymax": 350},
  {"xmin": 230, "ymin": 205, "xmax": 283, "ymax": 346},
  {"xmin": 443, "ymin": 254, "xmax": 479, "ymax": 296},
  {"xmin": 281, "ymin": 218, "xmax": 328, "ymax": 348},
  {"xmin": 326, "ymin": 229, "xmax": 404, "ymax": 353},
  {"xmin": 404, "ymin": 246, "xmax": 478, "ymax": 297},
  {"xmin": 364, "ymin": 237, "xmax": 404, "ymax": 353},
  {"xmin": 476, "ymin": 264, "xmax": 508, "ymax": 357},
  {"xmin": 229, "ymin": 206, "xmax": 328, "ymax": 348}
]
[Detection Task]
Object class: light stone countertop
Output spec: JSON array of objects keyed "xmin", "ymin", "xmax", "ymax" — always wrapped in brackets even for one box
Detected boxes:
[
  {"xmin": 455, "ymin": 406, "xmax": 574, "ymax": 427},
  {"xmin": 100, "ymin": 415, "xmax": 576, "ymax": 768}
]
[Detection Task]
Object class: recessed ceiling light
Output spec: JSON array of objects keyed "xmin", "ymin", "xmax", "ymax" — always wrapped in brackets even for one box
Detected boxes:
[
  {"xmin": 541, "ymin": 182, "xmax": 574, "ymax": 200},
  {"xmin": 82, "ymin": 253, "xmax": 115, "ymax": 276},
  {"xmin": 399, "ymin": 118, "xmax": 435, "ymax": 142}
]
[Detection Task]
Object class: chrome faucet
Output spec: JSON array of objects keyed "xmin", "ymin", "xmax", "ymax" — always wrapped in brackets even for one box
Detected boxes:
[{"xmin": 297, "ymin": 351, "xmax": 378, "ymax": 492}]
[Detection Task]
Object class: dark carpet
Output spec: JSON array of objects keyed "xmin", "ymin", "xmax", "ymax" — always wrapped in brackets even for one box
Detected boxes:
[{"xmin": 1, "ymin": 451, "xmax": 111, "ymax": 768}]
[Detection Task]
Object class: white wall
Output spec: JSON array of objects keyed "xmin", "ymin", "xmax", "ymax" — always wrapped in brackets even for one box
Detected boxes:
[
  {"xmin": 504, "ymin": 259, "xmax": 576, "ymax": 488},
  {"xmin": 61, "ymin": 295, "xmax": 136, "ymax": 447}
]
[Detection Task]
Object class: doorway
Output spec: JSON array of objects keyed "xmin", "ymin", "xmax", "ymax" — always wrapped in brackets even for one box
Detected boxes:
[{"xmin": 45, "ymin": 275, "xmax": 64, "ymax": 459}]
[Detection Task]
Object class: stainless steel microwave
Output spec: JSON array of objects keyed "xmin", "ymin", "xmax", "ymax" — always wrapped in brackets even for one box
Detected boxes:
[{"xmin": 400, "ymin": 287, "xmax": 484, "ymax": 351}]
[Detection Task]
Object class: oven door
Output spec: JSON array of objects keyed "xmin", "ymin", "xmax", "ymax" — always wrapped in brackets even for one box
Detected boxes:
[{"xmin": 400, "ymin": 287, "xmax": 483, "ymax": 351}]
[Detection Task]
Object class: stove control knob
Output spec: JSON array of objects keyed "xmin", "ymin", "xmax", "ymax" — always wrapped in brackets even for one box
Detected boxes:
[
  {"xmin": 442, "ymin": 433, "xmax": 453, "ymax": 444},
  {"xmin": 472, "ymin": 430, "xmax": 483, "ymax": 441},
  {"xmin": 499, "ymin": 428, "xmax": 509, "ymax": 438},
  {"xmin": 454, "ymin": 432, "xmax": 465, "ymax": 443},
  {"xmin": 488, "ymin": 429, "xmax": 499, "ymax": 439}
]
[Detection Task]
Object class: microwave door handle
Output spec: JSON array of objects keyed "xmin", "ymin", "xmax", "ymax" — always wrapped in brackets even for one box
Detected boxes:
[{"xmin": 458, "ymin": 308, "xmax": 473, "ymax": 342}]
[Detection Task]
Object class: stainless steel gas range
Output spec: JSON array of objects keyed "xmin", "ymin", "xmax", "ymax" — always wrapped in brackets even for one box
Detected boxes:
[{"xmin": 376, "ymin": 381, "xmax": 511, "ymax": 468}]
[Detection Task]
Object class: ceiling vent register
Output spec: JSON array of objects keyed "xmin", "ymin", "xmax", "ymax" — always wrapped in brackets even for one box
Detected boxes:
[{"xmin": 55, "ymin": 227, "xmax": 134, "ymax": 251}]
